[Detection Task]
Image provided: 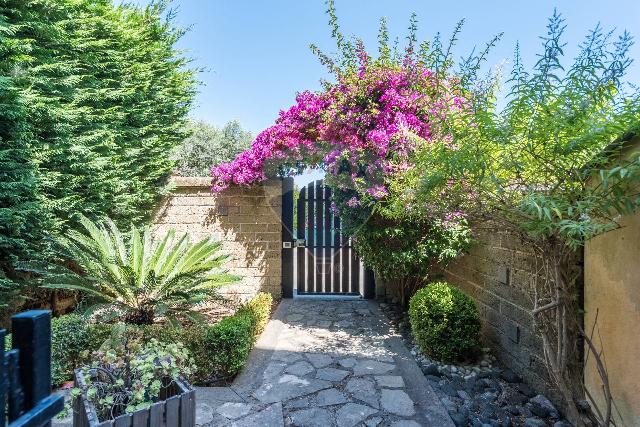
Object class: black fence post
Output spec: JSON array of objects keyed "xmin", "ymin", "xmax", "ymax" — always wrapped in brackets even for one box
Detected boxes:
[
  {"xmin": 281, "ymin": 177, "xmax": 294, "ymax": 298},
  {"xmin": 11, "ymin": 310, "xmax": 53, "ymax": 427}
]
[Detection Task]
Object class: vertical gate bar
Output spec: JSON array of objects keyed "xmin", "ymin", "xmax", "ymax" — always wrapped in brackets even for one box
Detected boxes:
[
  {"xmin": 314, "ymin": 181, "xmax": 323, "ymax": 292},
  {"xmin": 281, "ymin": 177, "xmax": 294, "ymax": 298},
  {"xmin": 306, "ymin": 182, "xmax": 315, "ymax": 293},
  {"xmin": 0, "ymin": 329, "xmax": 5, "ymax": 427},
  {"xmin": 296, "ymin": 187, "xmax": 306, "ymax": 295},
  {"xmin": 350, "ymin": 242, "xmax": 360, "ymax": 294},
  {"xmin": 363, "ymin": 266, "xmax": 376, "ymax": 299},
  {"xmin": 11, "ymin": 310, "xmax": 53, "ymax": 426},
  {"xmin": 323, "ymin": 186, "xmax": 332, "ymax": 293},
  {"xmin": 332, "ymin": 214, "xmax": 341, "ymax": 293},
  {"xmin": 7, "ymin": 350, "xmax": 24, "ymax": 422},
  {"xmin": 341, "ymin": 235, "xmax": 350, "ymax": 294}
]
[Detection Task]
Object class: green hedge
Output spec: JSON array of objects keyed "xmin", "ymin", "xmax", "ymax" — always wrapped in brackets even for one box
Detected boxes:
[
  {"xmin": 205, "ymin": 313, "xmax": 254, "ymax": 379},
  {"xmin": 237, "ymin": 292, "xmax": 273, "ymax": 337},
  {"xmin": 207, "ymin": 292, "xmax": 274, "ymax": 379},
  {"xmin": 408, "ymin": 282, "xmax": 481, "ymax": 362}
]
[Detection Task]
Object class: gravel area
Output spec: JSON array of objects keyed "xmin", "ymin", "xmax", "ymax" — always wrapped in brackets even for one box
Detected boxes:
[{"xmin": 379, "ymin": 302, "xmax": 574, "ymax": 427}]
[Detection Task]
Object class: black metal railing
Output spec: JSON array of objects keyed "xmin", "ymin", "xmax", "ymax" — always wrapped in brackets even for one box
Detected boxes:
[{"xmin": 1, "ymin": 310, "xmax": 64, "ymax": 427}]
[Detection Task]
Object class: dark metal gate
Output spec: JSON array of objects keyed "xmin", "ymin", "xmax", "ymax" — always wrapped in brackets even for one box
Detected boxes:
[{"xmin": 281, "ymin": 178, "xmax": 375, "ymax": 298}]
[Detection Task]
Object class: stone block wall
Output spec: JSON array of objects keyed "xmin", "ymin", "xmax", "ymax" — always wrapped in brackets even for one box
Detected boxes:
[
  {"xmin": 438, "ymin": 230, "xmax": 557, "ymax": 394},
  {"xmin": 153, "ymin": 177, "xmax": 283, "ymax": 301}
]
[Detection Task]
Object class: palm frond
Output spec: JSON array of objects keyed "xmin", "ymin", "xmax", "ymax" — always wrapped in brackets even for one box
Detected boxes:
[{"xmin": 39, "ymin": 216, "xmax": 239, "ymax": 325}]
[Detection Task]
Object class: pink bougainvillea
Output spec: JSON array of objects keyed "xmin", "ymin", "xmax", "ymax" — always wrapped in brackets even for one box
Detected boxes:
[{"xmin": 211, "ymin": 59, "xmax": 469, "ymax": 207}]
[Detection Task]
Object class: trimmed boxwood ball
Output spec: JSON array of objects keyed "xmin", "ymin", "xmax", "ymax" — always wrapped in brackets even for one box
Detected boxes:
[{"xmin": 409, "ymin": 282, "xmax": 481, "ymax": 362}]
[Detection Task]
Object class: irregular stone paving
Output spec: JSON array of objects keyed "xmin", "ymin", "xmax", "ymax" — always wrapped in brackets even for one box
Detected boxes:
[{"xmin": 198, "ymin": 299, "xmax": 454, "ymax": 427}]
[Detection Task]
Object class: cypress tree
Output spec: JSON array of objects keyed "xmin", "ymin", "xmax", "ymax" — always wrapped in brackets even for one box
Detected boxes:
[
  {"xmin": 0, "ymin": 0, "xmax": 196, "ymax": 304},
  {"xmin": 0, "ymin": 5, "xmax": 51, "ymax": 305}
]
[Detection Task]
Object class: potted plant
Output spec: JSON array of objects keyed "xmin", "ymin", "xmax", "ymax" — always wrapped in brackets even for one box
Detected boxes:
[{"xmin": 72, "ymin": 338, "xmax": 195, "ymax": 427}]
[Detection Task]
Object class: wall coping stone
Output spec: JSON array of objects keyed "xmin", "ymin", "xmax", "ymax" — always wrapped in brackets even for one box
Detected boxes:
[{"xmin": 170, "ymin": 176, "xmax": 282, "ymax": 189}]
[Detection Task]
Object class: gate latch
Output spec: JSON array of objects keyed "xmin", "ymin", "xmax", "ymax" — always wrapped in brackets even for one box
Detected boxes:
[
  {"xmin": 295, "ymin": 239, "xmax": 306, "ymax": 247},
  {"xmin": 282, "ymin": 241, "xmax": 292, "ymax": 249}
]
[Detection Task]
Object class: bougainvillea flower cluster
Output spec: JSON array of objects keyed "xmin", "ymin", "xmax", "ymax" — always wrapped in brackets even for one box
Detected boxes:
[{"xmin": 211, "ymin": 59, "xmax": 469, "ymax": 210}]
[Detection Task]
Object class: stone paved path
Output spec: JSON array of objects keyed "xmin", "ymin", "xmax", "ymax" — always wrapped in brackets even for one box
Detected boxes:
[{"xmin": 196, "ymin": 299, "xmax": 454, "ymax": 427}]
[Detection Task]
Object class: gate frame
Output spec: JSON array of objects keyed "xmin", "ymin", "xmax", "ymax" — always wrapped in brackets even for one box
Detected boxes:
[{"xmin": 280, "ymin": 177, "xmax": 375, "ymax": 299}]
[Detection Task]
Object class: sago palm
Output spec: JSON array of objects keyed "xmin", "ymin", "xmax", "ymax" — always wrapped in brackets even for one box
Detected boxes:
[{"xmin": 39, "ymin": 215, "xmax": 238, "ymax": 325}]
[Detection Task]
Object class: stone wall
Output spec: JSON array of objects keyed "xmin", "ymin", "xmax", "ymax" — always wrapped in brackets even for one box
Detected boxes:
[
  {"xmin": 153, "ymin": 177, "xmax": 283, "ymax": 301},
  {"xmin": 438, "ymin": 230, "xmax": 556, "ymax": 394}
]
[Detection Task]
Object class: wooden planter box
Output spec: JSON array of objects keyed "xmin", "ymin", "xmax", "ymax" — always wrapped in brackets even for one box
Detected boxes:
[{"xmin": 73, "ymin": 369, "xmax": 195, "ymax": 427}]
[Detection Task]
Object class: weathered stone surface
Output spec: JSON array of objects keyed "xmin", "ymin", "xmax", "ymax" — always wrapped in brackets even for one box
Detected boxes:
[
  {"xmin": 346, "ymin": 377, "xmax": 379, "ymax": 408},
  {"xmin": 380, "ymin": 389, "xmax": 416, "ymax": 416},
  {"xmin": 285, "ymin": 361, "xmax": 314, "ymax": 376},
  {"xmin": 216, "ymin": 402, "xmax": 252, "ymax": 419},
  {"xmin": 262, "ymin": 361, "xmax": 287, "ymax": 380},
  {"xmin": 390, "ymin": 421, "xmax": 422, "ymax": 427},
  {"xmin": 287, "ymin": 313, "xmax": 304, "ymax": 322},
  {"xmin": 196, "ymin": 386, "xmax": 244, "ymax": 403},
  {"xmin": 306, "ymin": 353, "xmax": 334, "ymax": 368},
  {"xmin": 353, "ymin": 360, "xmax": 395, "ymax": 376},
  {"xmin": 336, "ymin": 403, "xmax": 377, "ymax": 427},
  {"xmin": 374, "ymin": 375, "xmax": 405, "ymax": 388},
  {"xmin": 316, "ymin": 388, "xmax": 349, "ymax": 406},
  {"xmin": 338, "ymin": 357, "xmax": 357, "ymax": 368},
  {"xmin": 285, "ymin": 396, "xmax": 310, "ymax": 409},
  {"xmin": 316, "ymin": 367, "xmax": 350, "ymax": 382},
  {"xmin": 199, "ymin": 300, "xmax": 455, "ymax": 427},
  {"xmin": 252, "ymin": 374, "xmax": 331, "ymax": 403},
  {"xmin": 364, "ymin": 417, "xmax": 382, "ymax": 427},
  {"xmin": 288, "ymin": 408, "xmax": 333, "ymax": 427},
  {"xmin": 230, "ymin": 403, "xmax": 284, "ymax": 427},
  {"xmin": 272, "ymin": 351, "xmax": 304, "ymax": 363},
  {"xmin": 195, "ymin": 402, "xmax": 215, "ymax": 425}
]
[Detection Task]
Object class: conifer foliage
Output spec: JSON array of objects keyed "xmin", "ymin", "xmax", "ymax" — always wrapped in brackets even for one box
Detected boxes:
[{"xmin": 0, "ymin": 0, "xmax": 196, "ymax": 303}]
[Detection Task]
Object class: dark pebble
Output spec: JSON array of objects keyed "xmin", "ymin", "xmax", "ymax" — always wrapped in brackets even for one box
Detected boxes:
[
  {"xmin": 450, "ymin": 412, "xmax": 468, "ymax": 427},
  {"xmin": 421, "ymin": 363, "xmax": 440, "ymax": 376},
  {"xmin": 524, "ymin": 418, "xmax": 548, "ymax": 427},
  {"xmin": 441, "ymin": 383, "xmax": 459, "ymax": 398},
  {"xmin": 503, "ymin": 390, "xmax": 529, "ymax": 406},
  {"xmin": 500, "ymin": 368, "xmax": 522, "ymax": 383},
  {"xmin": 515, "ymin": 382, "xmax": 535, "ymax": 398},
  {"xmin": 530, "ymin": 402, "xmax": 550, "ymax": 418}
]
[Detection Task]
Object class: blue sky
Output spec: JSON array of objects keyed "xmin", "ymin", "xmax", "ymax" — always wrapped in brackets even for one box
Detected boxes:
[
  {"xmin": 133, "ymin": 0, "xmax": 640, "ymax": 185},
  {"xmin": 145, "ymin": 0, "xmax": 640, "ymax": 134}
]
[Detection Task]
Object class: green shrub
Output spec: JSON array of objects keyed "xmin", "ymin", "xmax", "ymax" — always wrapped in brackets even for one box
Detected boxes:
[
  {"xmin": 5, "ymin": 314, "xmax": 99, "ymax": 387},
  {"xmin": 408, "ymin": 282, "xmax": 481, "ymax": 362},
  {"xmin": 237, "ymin": 292, "xmax": 273, "ymax": 337},
  {"xmin": 50, "ymin": 314, "xmax": 91, "ymax": 386},
  {"xmin": 204, "ymin": 292, "xmax": 273, "ymax": 379},
  {"xmin": 80, "ymin": 293, "xmax": 274, "ymax": 384},
  {"xmin": 37, "ymin": 215, "xmax": 238, "ymax": 326},
  {"xmin": 205, "ymin": 314, "xmax": 254, "ymax": 379}
]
